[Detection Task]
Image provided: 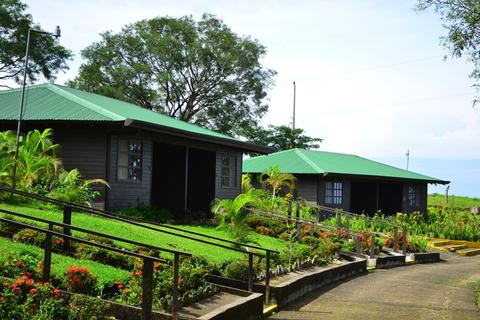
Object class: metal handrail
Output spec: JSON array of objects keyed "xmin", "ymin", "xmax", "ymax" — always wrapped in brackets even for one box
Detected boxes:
[
  {"xmin": 0, "ymin": 185, "xmax": 278, "ymax": 254},
  {"xmin": 0, "ymin": 185, "xmax": 278, "ymax": 304},
  {"xmin": 0, "ymin": 217, "xmax": 171, "ymax": 320},
  {"xmin": 0, "ymin": 207, "xmax": 191, "ymax": 257}
]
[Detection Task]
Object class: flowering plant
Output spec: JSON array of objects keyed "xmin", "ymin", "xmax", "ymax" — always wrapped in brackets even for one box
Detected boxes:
[{"xmin": 64, "ymin": 266, "xmax": 98, "ymax": 295}]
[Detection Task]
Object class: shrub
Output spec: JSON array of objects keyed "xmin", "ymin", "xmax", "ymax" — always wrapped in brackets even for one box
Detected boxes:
[
  {"xmin": 0, "ymin": 276, "xmax": 68, "ymax": 320},
  {"xmin": 223, "ymin": 258, "xmax": 263, "ymax": 282},
  {"xmin": 115, "ymin": 205, "xmax": 172, "ymax": 223},
  {"xmin": 68, "ymin": 294, "xmax": 109, "ymax": 320},
  {"xmin": 13, "ymin": 228, "xmax": 46, "ymax": 247},
  {"xmin": 64, "ymin": 266, "xmax": 98, "ymax": 296},
  {"xmin": 0, "ymin": 252, "xmax": 44, "ymax": 282}
]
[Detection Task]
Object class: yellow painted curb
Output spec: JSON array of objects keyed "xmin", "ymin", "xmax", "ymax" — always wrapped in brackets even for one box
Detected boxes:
[{"xmin": 263, "ymin": 304, "xmax": 278, "ymax": 317}]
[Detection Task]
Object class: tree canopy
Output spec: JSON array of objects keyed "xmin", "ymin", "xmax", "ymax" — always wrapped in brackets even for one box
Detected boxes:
[
  {"xmin": 244, "ymin": 124, "xmax": 323, "ymax": 152},
  {"xmin": 417, "ymin": 0, "xmax": 480, "ymax": 105},
  {"xmin": 69, "ymin": 13, "xmax": 276, "ymax": 136},
  {"xmin": 0, "ymin": 0, "xmax": 72, "ymax": 86}
]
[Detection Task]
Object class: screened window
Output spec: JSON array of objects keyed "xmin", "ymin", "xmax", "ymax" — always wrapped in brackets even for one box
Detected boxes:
[
  {"xmin": 221, "ymin": 154, "xmax": 236, "ymax": 188},
  {"xmin": 408, "ymin": 186, "xmax": 417, "ymax": 206},
  {"xmin": 325, "ymin": 181, "xmax": 343, "ymax": 205},
  {"xmin": 117, "ymin": 139, "xmax": 143, "ymax": 181}
]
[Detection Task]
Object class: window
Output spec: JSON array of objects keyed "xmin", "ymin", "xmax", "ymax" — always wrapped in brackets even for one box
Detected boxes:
[
  {"xmin": 117, "ymin": 139, "xmax": 143, "ymax": 181},
  {"xmin": 325, "ymin": 181, "xmax": 343, "ymax": 205},
  {"xmin": 408, "ymin": 186, "xmax": 417, "ymax": 206},
  {"xmin": 221, "ymin": 154, "xmax": 236, "ymax": 188}
]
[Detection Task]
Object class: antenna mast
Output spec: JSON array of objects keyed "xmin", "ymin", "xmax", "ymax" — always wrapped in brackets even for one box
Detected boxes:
[
  {"xmin": 292, "ymin": 81, "xmax": 296, "ymax": 129},
  {"xmin": 406, "ymin": 149, "xmax": 410, "ymax": 170}
]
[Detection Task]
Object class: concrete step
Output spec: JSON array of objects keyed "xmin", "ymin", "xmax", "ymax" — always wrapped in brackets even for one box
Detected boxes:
[
  {"xmin": 429, "ymin": 240, "xmax": 452, "ymax": 247},
  {"xmin": 456, "ymin": 248, "xmax": 480, "ymax": 256},
  {"xmin": 438, "ymin": 244, "xmax": 467, "ymax": 252}
]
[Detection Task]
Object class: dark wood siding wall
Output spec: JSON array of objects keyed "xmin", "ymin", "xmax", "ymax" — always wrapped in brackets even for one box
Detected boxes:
[
  {"xmin": 317, "ymin": 178, "xmax": 351, "ymax": 211},
  {"xmin": 402, "ymin": 182, "xmax": 427, "ymax": 214},
  {"xmin": 214, "ymin": 151, "xmax": 242, "ymax": 199},
  {"xmin": 107, "ymin": 134, "xmax": 153, "ymax": 211},
  {"xmin": 295, "ymin": 174, "xmax": 319, "ymax": 203}
]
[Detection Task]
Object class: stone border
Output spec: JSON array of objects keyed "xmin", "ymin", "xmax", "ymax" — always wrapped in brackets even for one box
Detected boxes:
[
  {"xmin": 272, "ymin": 257, "xmax": 366, "ymax": 307},
  {"xmin": 197, "ymin": 285, "xmax": 263, "ymax": 320},
  {"xmin": 207, "ymin": 255, "xmax": 367, "ymax": 308},
  {"xmin": 376, "ymin": 250, "xmax": 406, "ymax": 269},
  {"xmin": 414, "ymin": 252, "xmax": 440, "ymax": 264}
]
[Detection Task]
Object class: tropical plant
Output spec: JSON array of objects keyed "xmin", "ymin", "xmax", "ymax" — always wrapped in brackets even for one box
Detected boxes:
[
  {"xmin": 211, "ymin": 191, "xmax": 265, "ymax": 243},
  {"xmin": 46, "ymin": 168, "xmax": 109, "ymax": 205},
  {"xmin": 259, "ymin": 165, "xmax": 296, "ymax": 206},
  {"xmin": 241, "ymin": 174, "xmax": 253, "ymax": 192}
]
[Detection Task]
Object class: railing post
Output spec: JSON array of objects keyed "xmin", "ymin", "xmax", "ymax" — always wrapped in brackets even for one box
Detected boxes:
[
  {"xmin": 248, "ymin": 252, "xmax": 254, "ymax": 292},
  {"xmin": 63, "ymin": 206, "xmax": 72, "ymax": 255},
  {"xmin": 402, "ymin": 226, "xmax": 407, "ymax": 255},
  {"xmin": 172, "ymin": 253, "xmax": 180, "ymax": 320},
  {"xmin": 309, "ymin": 222, "xmax": 315, "ymax": 236},
  {"xmin": 265, "ymin": 251, "xmax": 270, "ymax": 305},
  {"xmin": 42, "ymin": 223, "xmax": 53, "ymax": 282},
  {"xmin": 336, "ymin": 211, "xmax": 342, "ymax": 230},
  {"xmin": 295, "ymin": 200, "xmax": 301, "ymax": 240},
  {"xmin": 356, "ymin": 236, "xmax": 362, "ymax": 254},
  {"xmin": 346, "ymin": 213, "xmax": 350, "ymax": 235},
  {"xmin": 370, "ymin": 233, "xmax": 375, "ymax": 258},
  {"xmin": 287, "ymin": 199, "xmax": 292, "ymax": 224},
  {"xmin": 142, "ymin": 258, "xmax": 154, "ymax": 320},
  {"xmin": 393, "ymin": 226, "xmax": 399, "ymax": 253}
]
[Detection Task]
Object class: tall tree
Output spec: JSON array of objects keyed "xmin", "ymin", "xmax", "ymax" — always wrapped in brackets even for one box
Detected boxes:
[
  {"xmin": 417, "ymin": 0, "xmax": 480, "ymax": 105},
  {"xmin": 245, "ymin": 124, "xmax": 323, "ymax": 152},
  {"xmin": 0, "ymin": 0, "xmax": 72, "ymax": 86},
  {"xmin": 69, "ymin": 14, "xmax": 276, "ymax": 136}
]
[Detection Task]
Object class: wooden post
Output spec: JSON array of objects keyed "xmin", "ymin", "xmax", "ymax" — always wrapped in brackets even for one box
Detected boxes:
[
  {"xmin": 309, "ymin": 222, "xmax": 315, "ymax": 236},
  {"xmin": 184, "ymin": 147, "xmax": 189, "ymax": 218},
  {"xmin": 393, "ymin": 227, "xmax": 399, "ymax": 253},
  {"xmin": 370, "ymin": 233, "xmax": 375, "ymax": 258},
  {"xmin": 248, "ymin": 252, "xmax": 254, "ymax": 292},
  {"xmin": 356, "ymin": 236, "xmax": 362, "ymax": 254},
  {"xmin": 346, "ymin": 213, "xmax": 350, "ymax": 234},
  {"xmin": 295, "ymin": 200, "xmax": 301, "ymax": 239},
  {"xmin": 172, "ymin": 253, "xmax": 180, "ymax": 320},
  {"xmin": 287, "ymin": 199, "xmax": 292, "ymax": 224},
  {"xmin": 336, "ymin": 211, "xmax": 341, "ymax": 230},
  {"xmin": 402, "ymin": 227, "xmax": 407, "ymax": 255},
  {"xmin": 63, "ymin": 206, "xmax": 72, "ymax": 255},
  {"xmin": 142, "ymin": 258, "xmax": 154, "ymax": 320},
  {"xmin": 42, "ymin": 223, "xmax": 53, "ymax": 282},
  {"xmin": 265, "ymin": 251, "xmax": 271, "ymax": 305}
]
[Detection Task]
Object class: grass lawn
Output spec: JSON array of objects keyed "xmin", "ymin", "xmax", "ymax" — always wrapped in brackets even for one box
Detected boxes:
[
  {"xmin": 0, "ymin": 236, "xmax": 130, "ymax": 287},
  {"xmin": 428, "ymin": 194, "xmax": 480, "ymax": 210},
  {"xmin": 0, "ymin": 202, "xmax": 292, "ymax": 265}
]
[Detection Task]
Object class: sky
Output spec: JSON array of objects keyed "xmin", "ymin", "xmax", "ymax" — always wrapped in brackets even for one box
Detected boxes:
[{"xmin": 12, "ymin": 0, "xmax": 480, "ymax": 197}]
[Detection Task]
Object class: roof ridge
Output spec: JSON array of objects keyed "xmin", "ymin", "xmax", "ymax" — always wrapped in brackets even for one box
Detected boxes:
[
  {"xmin": 45, "ymin": 84, "xmax": 124, "ymax": 121},
  {"xmin": 294, "ymin": 149, "xmax": 324, "ymax": 173},
  {"xmin": 353, "ymin": 154, "xmax": 437, "ymax": 180}
]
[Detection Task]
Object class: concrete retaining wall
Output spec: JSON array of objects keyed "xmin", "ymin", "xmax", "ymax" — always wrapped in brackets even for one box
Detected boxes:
[{"xmin": 414, "ymin": 252, "xmax": 440, "ymax": 264}]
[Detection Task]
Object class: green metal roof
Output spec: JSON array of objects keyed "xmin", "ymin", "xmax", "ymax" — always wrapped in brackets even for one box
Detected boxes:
[
  {"xmin": 243, "ymin": 148, "xmax": 449, "ymax": 184},
  {"xmin": 0, "ymin": 83, "xmax": 267, "ymax": 152}
]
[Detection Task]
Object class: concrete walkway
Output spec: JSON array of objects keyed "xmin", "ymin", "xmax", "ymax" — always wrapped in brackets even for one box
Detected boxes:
[{"xmin": 270, "ymin": 252, "xmax": 480, "ymax": 320}]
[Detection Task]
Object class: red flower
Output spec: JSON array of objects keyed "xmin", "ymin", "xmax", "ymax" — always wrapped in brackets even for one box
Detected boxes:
[
  {"xmin": 12, "ymin": 286, "xmax": 20, "ymax": 295},
  {"xmin": 15, "ymin": 260, "xmax": 24, "ymax": 267},
  {"xmin": 29, "ymin": 288, "xmax": 38, "ymax": 295}
]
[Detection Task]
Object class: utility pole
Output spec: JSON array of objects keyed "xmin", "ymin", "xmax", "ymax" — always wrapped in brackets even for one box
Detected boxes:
[
  {"xmin": 292, "ymin": 81, "xmax": 296, "ymax": 130},
  {"xmin": 405, "ymin": 149, "xmax": 410, "ymax": 171}
]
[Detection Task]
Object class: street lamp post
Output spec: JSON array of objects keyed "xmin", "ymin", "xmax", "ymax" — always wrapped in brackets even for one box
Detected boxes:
[{"xmin": 11, "ymin": 26, "xmax": 61, "ymax": 190}]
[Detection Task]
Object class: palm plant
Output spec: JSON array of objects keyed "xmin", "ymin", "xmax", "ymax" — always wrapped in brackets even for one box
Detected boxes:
[
  {"xmin": 259, "ymin": 165, "xmax": 296, "ymax": 207},
  {"xmin": 48, "ymin": 168, "xmax": 110, "ymax": 205},
  {"xmin": 211, "ymin": 190, "xmax": 264, "ymax": 243}
]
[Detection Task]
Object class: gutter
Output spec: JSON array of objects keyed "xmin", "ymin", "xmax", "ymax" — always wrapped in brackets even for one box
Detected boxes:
[{"xmin": 124, "ymin": 119, "xmax": 272, "ymax": 154}]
